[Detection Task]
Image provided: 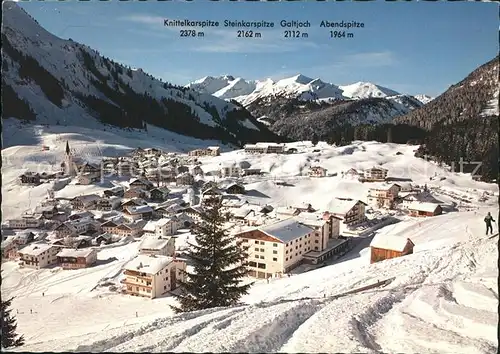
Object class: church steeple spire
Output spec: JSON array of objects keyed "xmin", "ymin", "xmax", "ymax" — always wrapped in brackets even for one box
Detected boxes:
[{"xmin": 65, "ymin": 141, "xmax": 70, "ymax": 155}]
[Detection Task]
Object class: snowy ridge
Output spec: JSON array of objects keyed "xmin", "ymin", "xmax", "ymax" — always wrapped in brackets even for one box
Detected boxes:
[
  {"xmin": 414, "ymin": 94, "xmax": 435, "ymax": 105},
  {"xmin": 1, "ymin": 3, "xmax": 269, "ymax": 141},
  {"xmin": 339, "ymin": 81, "xmax": 400, "ymax": 99}
]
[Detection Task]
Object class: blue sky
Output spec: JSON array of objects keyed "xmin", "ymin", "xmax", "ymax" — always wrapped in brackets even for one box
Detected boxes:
[{"xmin": 17, "ymin": 0, "xmax": 498, "ymax": 96}]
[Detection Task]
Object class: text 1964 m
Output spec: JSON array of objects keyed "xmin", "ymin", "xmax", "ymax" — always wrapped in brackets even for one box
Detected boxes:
[{"xmin": 330, "ymin": 31, "xmax": 354, "ymax": 39}]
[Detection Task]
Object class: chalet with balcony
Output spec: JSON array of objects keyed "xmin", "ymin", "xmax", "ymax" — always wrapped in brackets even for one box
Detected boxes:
[
  {"xmin": 308, "ymin": 166, "xmax": 327, "ymax": 178},
  {"xmin": 71, "ymin": 194, "xmax": 100, "ymax": 210},
  {"xmin": 362, "ymin": 167, "xmax": 388, "ymax": 182},
  {"xmin": 56, "ymin": 248, "xmax": 98, "ymax": 270},
  {"xmin": 149, "ymin": 187, "xmax": 170, "ymax": 202},
  {"xmin": 327, "ymin": 198, "xmax": 367, "ymax": 226},
  {"xmin": 120, "ymin": 198, "xmax": 147, "ymax": 211},
  {"xmin": 124, "ymin": 188, "xmax": 148, "ymax": 199},
  {"xmin": 367, "ymin": 183, "xmax": 401, "ymax": 209},
  {"xmin": 103, "ymin": 186, "xmax": 125, "ymax": 198},
  {"xmin": 96, "ymin": 196, "xmax": 122, "ymax": 211},
  {"xmin": 123, "ymin": 205, "xmax": 154, "ymax": 221},
  {"xmin": 18, "ymin": 243, "xmax": 59, "ymax": 269},
  {"xmin": 122, "ymin": 254, "xmax": 187, "ymax": 299},
  {"xmin": 129, "ymin": 178, "xmax": 154, "ymax": 191},
  {"xmin": 77, "ymin": 172, "xmax": 100, "ymax": 185}
]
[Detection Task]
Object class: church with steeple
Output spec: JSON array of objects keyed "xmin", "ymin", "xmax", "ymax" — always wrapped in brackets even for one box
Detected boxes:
[
  {"xmin": 60, "ymin": 141, "xmax": 100, "ymax": 177},
  {"xmin": 61, "ymin": 141, "xmax": 77, "ymax": 176}
]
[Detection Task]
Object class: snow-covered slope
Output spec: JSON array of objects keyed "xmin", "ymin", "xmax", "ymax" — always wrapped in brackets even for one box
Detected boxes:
[
  {"xmin": 213, "ymin": 77, "xmax": 258, "ymax": 99},
  {"xmin": 339, "ymin": 81, "xmax": 400, "ymax": 99},
  {"xmin": 414, "ymin": 94, "xmax": 434, "ymax": 104},
  {"xmin": 1, "ymin": 2, "xmax": 278, "ymax": 145}
]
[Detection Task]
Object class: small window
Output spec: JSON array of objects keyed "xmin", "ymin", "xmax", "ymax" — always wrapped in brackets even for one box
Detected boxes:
[
  {"xmin": 273, "ymin": 243, "xmax": 278, "ymax": 247},
  {"xmin": 255, "ymin": 247, "xmax": 259, "ymax": 251},
  {"xmin": 260, "ymin": 248, "xmax": 264, "ymax": 252},
  {"xmin": 260, "ymin": 241, "xmax": 265, "ymax": 245},
  {"xmin": 272, "ymin": 257, "xmax": 277, "ymax": 262},
  {"xmin": 315, "ymin": 240, "xmax": 319, "ymax": 243},
  {"xmin": 285, "ymin": 257, "xmax": 288, "ymax": 261},
  {"xmin": 255, "ymin": 255, "xmax": 259, "ymax": 258},
  {"xmin": 260, "ymin": 255, "xmax": 265, "ymax": 259},
  {"xmin": 255, "ymin": 240, "xmax": 259, "ymax": 244},
  {"xmin": 273, "ymin": 250, "xmax": 278, "ymax": 254}
]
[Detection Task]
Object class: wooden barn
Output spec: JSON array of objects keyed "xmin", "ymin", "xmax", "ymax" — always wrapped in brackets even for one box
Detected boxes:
[
  {"xmin": 406, "ymin": 202, "xmax": 442, "ymax": 217},
  {"xmin": 369, "ymin": 235, "xmax": 415, "ymax": 264}
]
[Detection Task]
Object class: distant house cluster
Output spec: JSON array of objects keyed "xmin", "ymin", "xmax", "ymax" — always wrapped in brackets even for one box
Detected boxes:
[
  {"xmin": 244, "ymin": 143, "xmax": 286, "ymax": 154},
  {"xmin": 188, "ymin": 146, "xmax": 220, "ymax": 157}
]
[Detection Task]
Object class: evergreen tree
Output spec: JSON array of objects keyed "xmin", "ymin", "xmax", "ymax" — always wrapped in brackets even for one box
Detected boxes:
[
  {"xmin": 172, "ymin": 200, "xmax": 252, "ymax": 313},
  {"xmin": 1, "ymin": 271, "xmax": 25, "ymax": 348}
]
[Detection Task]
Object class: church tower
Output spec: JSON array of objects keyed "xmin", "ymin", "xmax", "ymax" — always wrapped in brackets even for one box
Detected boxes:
[{"xmin": 64, "ymin": 141, "xmax": 76, "ymax": 176}]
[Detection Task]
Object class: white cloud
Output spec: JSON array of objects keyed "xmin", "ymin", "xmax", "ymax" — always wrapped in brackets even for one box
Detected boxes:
[
  {"xmin": 119, "ymin": 14, "xmax": 164, "ymax": 26},
  {"xmin": 343, "ymin": 51, "xmax": 397, "ymax": 67},
  {"xmin": 186, "ymin": 28, "xmax": 322, "ymax": 54}
]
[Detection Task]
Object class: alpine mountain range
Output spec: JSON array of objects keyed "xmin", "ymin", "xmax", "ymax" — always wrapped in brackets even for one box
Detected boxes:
[{"xmin": 2, "ymin": 2, "xmax": 499, "ymax": 180}]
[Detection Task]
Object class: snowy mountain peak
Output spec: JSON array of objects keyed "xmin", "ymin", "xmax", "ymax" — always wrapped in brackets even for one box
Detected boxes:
[
  {"xmin": 339, "ymin": 81, "xmax": 400, "ymax": 99},
  {"xmin": 414, "ymin": 94, "xmax": 434, "ymax": 104},
  {"xmin": 275, "ymin": 74, "xmax": 315, "ymax": 87}
]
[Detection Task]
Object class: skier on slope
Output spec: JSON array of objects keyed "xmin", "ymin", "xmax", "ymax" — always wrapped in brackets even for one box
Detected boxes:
[{"xmin": 484, "ymin": 212, "xmax": 496, "ymax": 235}]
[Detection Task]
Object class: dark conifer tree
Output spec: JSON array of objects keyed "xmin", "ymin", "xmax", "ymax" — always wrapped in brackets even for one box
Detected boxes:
[
  {"xmin": 1, "ymin": 271, "xmax": 25, "ymax": 348},
  {"xmin": 172, "ymin": 199, "xmax": 252, "ymax": 313}
]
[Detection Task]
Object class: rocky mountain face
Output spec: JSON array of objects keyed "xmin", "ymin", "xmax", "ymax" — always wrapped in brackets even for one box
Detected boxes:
[
  {"xmin": 1, "ymin": 3, "xmax": 282, "ymax": 147},
  {"xmin": 396, "ymin": 56, "xmax": 499, "ymax": 181},
  {"xmin": 244, "ymin": 95, "xmax": 422, "ymax": 141}
]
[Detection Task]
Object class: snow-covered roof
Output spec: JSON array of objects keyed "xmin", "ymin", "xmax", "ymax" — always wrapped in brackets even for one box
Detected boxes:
[
  {"xmin": 370, "ymin": 234, "xmax": 414, "ymax": 252},
  {"xmin": 156, "ymin": 218, "xmax": 173, "ymax": 227},
  {"xmin": 56, "ymin": 248, "xmax": 96, "ymax": 258},
  {"xmin": 124, "ymin": 254, "xmax": 174, "ymax": 274},
  {"xmin": 406, "ymin": 202, "xmax": 441, "ymax": 213},
  {"xmin": 18, "ymin": 243, "xmax": 54, "ymax": 256},
  {"xmin": 72, "ymin": 194, "xmax": 100, "ymax": 203},
  {"xmin": 326, "ymin": 198, "xmax": 365, "ymax": 215},
  {"xmin": 142, "ymin": 220, "xmax": 157, "ymax": 232},
  {"xmin": 138, "ymin": 236, "xmax": 171, "ymax": 250},
  {"xmin": 125, "ymin": 205, "xmax": 153, "ymax": 214},
  {"xmin": 368, "ymin": 183, "xmax": 400, "ymax": 191},
  {"xmin": 231, "ymin": 207, "xmax": 254, "ymax": 218},
  {"xmin": 293, "ymin": 213, "xmax": 327, "ymax": 227},
  {"xmin": 275, "ymin": 206, "xmax": 299, "ymax": 215},
  {"xmin": 260, "ymin": 218, "xmax": 314, "ymax": 243}
]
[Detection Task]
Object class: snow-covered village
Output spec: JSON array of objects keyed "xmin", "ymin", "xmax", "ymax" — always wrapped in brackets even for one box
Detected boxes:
[{"xmin": 1, "ymin": 1, "xmax": 498, "ymax": 353}]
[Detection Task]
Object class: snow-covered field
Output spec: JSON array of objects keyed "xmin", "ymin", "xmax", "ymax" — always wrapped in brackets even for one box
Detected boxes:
[
  {"xmin": 2, "ymin": 124, "xmax": 499, "ymax": 353},
  {"xmin": 2, "ymin": 211, "xmax": 498, "ymax": 353}
]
